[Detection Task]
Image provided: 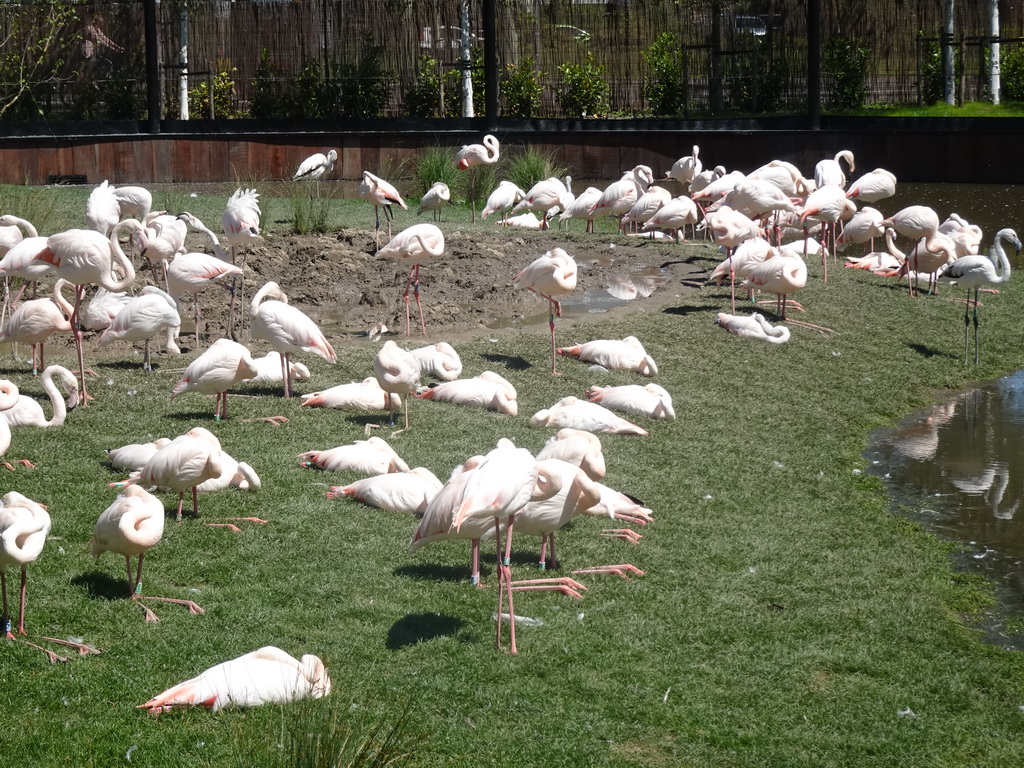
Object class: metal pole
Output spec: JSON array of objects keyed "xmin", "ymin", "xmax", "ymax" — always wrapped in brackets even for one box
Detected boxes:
[
  {"xmin": 943, "ymin": 0, "xmax": 955, "ymax": 105},
  {"xmin": 460, "ymin": 0, "xmax": 473, "ymax": 117},
  {"xmin": 483, "ymin": 0, "xmax": 498, "ymax": 126},
  {"xmin": 179, "ymin": 3, "xmax": 189, "ymax": 119},
  {"xmin": 990, "ymin": 0, "xmax": 1001, "ymax": 105},
  {"xmin": 807, "ymin": 0, "xmax": 820, "ymax": 129},
  {"xmin": 143, "ymin": 0, "xmax": 161, "ymax": 132}
]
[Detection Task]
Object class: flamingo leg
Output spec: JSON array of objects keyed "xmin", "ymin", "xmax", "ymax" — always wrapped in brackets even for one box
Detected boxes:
[
  {"xmin": 193, "ymin": 295, "xmax": 204, "ymax": 352},
  {"xmin": 973, "ymin": 288, "xmax": 981, "ymax": 365},
  {"xmin": 70, "ymin": 285, "xmax": 90, "ymax": 405},
  {"xmin": 470, "ymin": 538, "xmax": 483, "ymax": 587},
  {"xmin": 192, "ymin": 486, "xmax": 200, "ymax": 519},
  {"xmin": 143, "ymin": 339, "xmax": 152, "ymax": 373},
  {"xmin": 282, "ymin": 352, "xmax": 293, "ymax": 399},
  {"xmin": 402, "ymin": 267, "xmax": 416, "ymax": 337},
  {"xmin": 729, "ymin": 250, "xmax": 736, "ymax": 312},
  {"xmin": 3, "ymin": 573, "xmax": 68, "ymax": 662},
  {"xmin": 504, "ymin": 514, "xmax": 518, "ymax": 655},
  {"xmin": 175, "ymin": 492, "xmax": 185, "ymax": 523},
  {"xmin": 412, "ymin": 266, "xmax": 426, "ymax": 336}
]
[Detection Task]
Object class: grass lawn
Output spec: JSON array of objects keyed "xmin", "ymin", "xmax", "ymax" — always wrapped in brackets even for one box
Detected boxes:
[{"xmin": 2, "ymin": 186, "xmax": 1024, "ymax": 766}]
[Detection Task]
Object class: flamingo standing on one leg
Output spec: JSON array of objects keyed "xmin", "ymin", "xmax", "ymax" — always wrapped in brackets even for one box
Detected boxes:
[
  {"xmin": 32, "ymin": 220, "xmax": 140, "ymax": 404},
  {"xmin": 129, "ymin": 427, "xmax": 223, "ymax": 524},
  {"xmin": 170, "ymin": 338, "xmax": 259, "ymax": 420},
  {"xmin": 373, "ymin": 340, "xmax": 419, "ymax": 432},
  {"xmin": 942, "ymin": 227, "xmax": 1021, "ymax": 364},
  {"xmin": 294, "ymin": 149, "xmax": 337, "ymax": 181},
  {"xmin": 515, "ymin": 248, "xmax": 578, "ymax": 375},
  {"xmin": 457, "ymin": 134, "xmax": 500, "ymax": 220},
  {"xmin": 90, "ymin": 485, "xmax": 204, "ymax": 622},
  {"xmin": 0, "ymin": 278, "xmax": 74, "ymax": 375},
  {"xmin": 221, "ymin": 188, "xmax": 261, "ymax": 338},
  {"xmin": 164, "ymin": 250, "xmax": 243, "ymax": 351},
  {"xmin": 417, "ymin": 182, "xmax": 451, "ymax": 222},
  {"xmin": 481, "ymin": 180, "xmax": 526, "ymax": 223},
  {"xmin": 357, "ymin": 171, "xmax": 408, "ymax": 247},
  {"xmin": 249, "ymin": 281, "xmax": 336, "ymax": 398},
  {"xmin": 376, "ymin": 223, "xmax": 445, "ymax": 336},
  {"xmin": 98, "ymin": 286, "xmax": 181, "ymax": 372}
]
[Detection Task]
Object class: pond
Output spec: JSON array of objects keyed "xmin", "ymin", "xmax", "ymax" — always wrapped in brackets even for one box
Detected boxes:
[{"xmin": 866, "ymin": 368, "xmax": 1024, "ymax": 650}]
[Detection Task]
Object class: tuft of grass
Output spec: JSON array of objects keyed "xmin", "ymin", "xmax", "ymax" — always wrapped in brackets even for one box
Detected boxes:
[
  {"xmin": 1, "ymin": 184, "xmax": 71, "ymax": 233},
  {"xmin": 290, "ymin": 181, "xmax": 333, "ymax": 235},
  {"xmin": 409, "ymin": 146, "xmax": 460, "ymax": 200},
  {"xmin": 504, "ymin": 146, "xmax": 568, "ymax": 192}
]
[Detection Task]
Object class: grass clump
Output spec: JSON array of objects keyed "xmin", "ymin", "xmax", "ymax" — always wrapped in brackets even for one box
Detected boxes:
[
  {"xmin": 290, "ymin": 180, "xmax": 334, "ymax": 235},
  {"xmin": 504, "ymin": 146, "xmax": 567, "ymax": 192},
  {"xmin": 409, "ymin": 145, "xmax": 460, "ymax": 201}
]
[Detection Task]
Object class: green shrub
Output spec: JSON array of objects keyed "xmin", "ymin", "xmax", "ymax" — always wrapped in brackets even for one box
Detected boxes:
[
  {"xmin": 411, "ymin": 146, "xmax": 460, "ymax": 199},
  {"xmin": 294, "ymin": 36, "xmax": 391, "ymax": 119},
  {"xmin": 642, "ymin": 33, "xmax": 686, "ymax": 117},
  {"xmin": 403, "ymin": 56, "xmax": 450, "ymax": 118},
  {"xmin": 557, "ymin": 53, "xmax": 609, "ymax": 118},
  {"xmin": 250, "ymin": 48, "xmax": 291, "ymax": 119},
  {"xmin": 822, "ymin": 35, "xmax": 870, "ymax": 111},
  {"xmin": 505, "ymin": 146, "xmax": 567, "ymax": 191},
  {"xmin": 190, "ymin": 66, "xmax": 242, "ymax": 118},
  {"xmin": 501, "ymin": 57, "xmax": 544, "ymax": 118},
  {"xmin": 1001, "ymin": 43, "xmax": 1024, "ymax": 101}
]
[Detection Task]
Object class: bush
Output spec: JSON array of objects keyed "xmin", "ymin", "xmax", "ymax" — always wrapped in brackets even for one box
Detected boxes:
[
  {"xmin": 729, "ymin": 46, "xmax": 788, "ymax": 113},
  {"xmin": 501, "ymin": 57, "xmax": 544, "ymax": 118},
  {"xmin": 250, "ymin": 48, "xmax": 291, "ymax": 119},
  {"xmin": 190, "ymin": 66, "xmax": 242, "ymax": 118},
  {"xmin": 643, "ymin": 33, "xmax": 686, "ymax": 117},
  {"xmin": 411, "ymin": 146, "xmax": 460, "ymax": 199},
  {"xmin": 557, "ymin": 53, "xmax": 609, "ymax": 118},
  {"xmin": 505, "ymin": 146, "xmax": 567, "ymax": 192},
  {"xmin": 822, "ymin": 36, "xmax": 870, "ymax": 111},
  {"xmin": 403, "ymin": 56, "xmax": 449, "ymax": 118},
  {"xmin": 294, "ymin": 36, "xmax": 391, "ymax": 119},
  {"xmin": 1001, "ymin": 44, "xmax": 1024, "ymax": 101}
]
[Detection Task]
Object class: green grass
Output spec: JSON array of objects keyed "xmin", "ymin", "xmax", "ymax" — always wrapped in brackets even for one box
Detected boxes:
[
  {"xmin": 3, "ymin": 189, "xmax": 1024, "ymax": 766},
  {"xmin": 842, "ymin": 100, "xmax": 1024, "ymax": 118}
]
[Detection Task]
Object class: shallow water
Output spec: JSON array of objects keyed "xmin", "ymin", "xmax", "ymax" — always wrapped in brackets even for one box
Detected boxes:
[{"xmin": 866, "ymin": 369, "xmax": 1024, "ymax": 649}]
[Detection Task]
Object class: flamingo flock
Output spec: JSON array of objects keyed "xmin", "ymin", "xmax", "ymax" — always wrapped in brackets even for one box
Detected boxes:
[{"xmin": 0, "ymin": 134, "xmax": 1015, "ymax": 711}]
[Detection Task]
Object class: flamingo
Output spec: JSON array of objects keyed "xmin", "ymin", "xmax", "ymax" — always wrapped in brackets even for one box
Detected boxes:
[
  {"xmin": 376, "ymin": 223, "xmax": 445, "ymax": 336},
  {"xmin": 557, "ymin": 336, "xmax": 658, "ymax": 376},
  {"xmin": 690, "ymin": 169, "xmax": 747, "ymax": 206},
  {"xmin": 836, "ymin": 206, "xmax": 885, "ymax": 254},
  {"xmin": 515, "ymin": 248, "xmax": 577, "ymax": 375},
  {"xmin": 81, "ymin": 287, "xmax": 131, "ymax": 332},
  {"xmin": 748, "ymin": 160, "xmax": 815, "ymax": 199},
  {"xmin": 106, "ymin": 437, "xmax": 172, "ymax": 472},
  {"xmin": 448, "ymin": 438, "xmax": 563, "ymax": 654},
  {"xmin": 799, "ymin": 185, "xmax": 856, "ymax": 280},
  {"xmin": 327, "ymin": 466, "xmax": 443, "ymax": 515},
  {"xmin": 642, "ymin": 195, "xmax": 700, "ymax": 241},
  {"xmin": 90, "ymin": 485, "xmax": 204, "ymax": 622},
  {"xmin": 195, "ymin": 451, "xmax": 262, "ymax": 493},
  {"xmin": 535, "ymin": 428, "xmax": 606, "ymax": 481},
  {"xmin": 0, "ymin": 218, "xmax": 49, "ymax": 327},
  {"xmin": 298, "ymin": 436, "xmax": 409, "ymax": 474},
  {"xmin": 164, "ymin": 250, "xmax": 243, "ymax": 350},
  {"xmin": 709, "ymin": 237, "xmax": 778, "ymax": 286},
  {"xmin": 98, "ymin": 286, "xmax": 181, "ymax": 371},
  {"xmin": 300, "ymin": 377, "xmax": 400, "ymax": 412},
  {"xmin": 511, "ymin": 176, "xmax": 572, "ymax": 225},
  {"xmin": 140, "ymin": 647, "xmax": 331, "ymax": 715},
  {"xmin": 689, "ymin": 164, "xmax": 728, "ymax": 198},
  {"xmin": 943, "ymin": 228, "xmax": 1021, "ymax": 364},
  {"xmin": 85, "ymin": 180, "xmax": 120, "ymax": 235},
  {"xmin": 665, "ymin": 145, "xmax": 701, "ymax": 187},
  {"xmin": 130, "ymin": 427, "xmax": 223, "ymax": 523},
  {"xmin": 846, "ymin": 168, "xmax": 897, "ymax": 203},
  {"xmin": 294, "ymin": 149, "xmax": 337, "ymax": 181},
  {"xmin": 0, "ymin": 214, "xmax": 36, "ymax": 257},
  {"xmin": 456, "ymin": 134, "xmax": 500, "ymax": 221},
  {"xmin": 590, "ymin": 166, "xmax": 655, "ymax": 231},
  {"xmin": 139, "ymin": 211, "xmax": 187, "ymax": 282},
  {"xmin": 481, "ymin": 180, "xmax": 526, "ymax": 222},
  {"xmin": 739, "ymin": 253, "xmax": 808, "ymax": 320},
  {"xmin": 558, "ymin": 186, "xmax": 603, "ymax": 233},
  {"xmin": 814, "ymin": 149, "xmax": 855, "ymax": 188},
  {"xmin": 621, "ymin": 185, "xmax": 672, "ymax": 233},
  {"xmin": 373, "ymin": 340, "xmax": 420, "ymax": 431},
  {"xmin": 250, "ymin": 281, "xmax": 336, "ymax": 397},
  {"xmin": 586, "ymin": 383, "xmax": 676, "ymax": 420},
  {"xmin": 247, "ymin": 351, "xmax": 311, "ymax": 386},
  {"xmin": 0, "ymin": 278, "xmax": 74, "ymax": 375},
  {"xmin": 171, "ymin": 338, "xmax": 258, "ymax": 420},
  {"xmin": 529, "ymin": 396, "xmax": 649, "ymax": 436},
  {"xmin": 33, "ymin": 219, "xmax": 140, "ymax": 403},
  {"xmin": 880, "ymin": 205, "xmax": 941, "ymax": 288},
  {"xmin": 415, "ymin": 371, "xmax": 518, "ymax": 414},
  {"xmin": 407, "ymin": 342, "xmax": 462, "ymax": 381},
  {"xmin": 496, "ymin": 212, "xmax": 551, "ymax": 230},
  {"xmin": 112, "ymin": 185, "xmax": 153, "ymax": 221},
  {"xmin": 719, "ymin": 178, "xmax": 800, "ymax": 224},
  {"xmin": 1, "ymin": 491, "xmax": 95, "ymax": 662},
  {"xmin": 705, "ymin": 205, "xmax": 762, "ymax": 308},
  {"xmin": 714, "ymin": 312, "xmax": 792, "ymax": 344},
  {"xmin": 0, "ymin": 381, "xmax": 33, "ymax": 471},
  {"xmin": 357, "ymin": 171, "xmax": 408, "ymax": 246},
  {"xmin": 222, "ymin": 188, "xmax": 261, "ymax": 337},
  {"xmin": 1, "ymin": 365, "xmax": 79, "ymax": 428},
  {"xmin": 417, "ymin": 182, "xmax": 451, "ymax": 221}
]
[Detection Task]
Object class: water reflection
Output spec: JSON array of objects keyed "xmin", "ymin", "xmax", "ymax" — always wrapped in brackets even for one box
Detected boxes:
[{"xmin": 867, "ymin": 369, "xmax": 1024, "ymax": 648}]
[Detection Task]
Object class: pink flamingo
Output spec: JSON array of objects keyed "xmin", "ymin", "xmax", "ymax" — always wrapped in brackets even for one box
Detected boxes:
[
  {"xmin": 376, "ymin": 223, "xmax": 446, "ymax": 336},
  {"xmin": 164, "ymin": 250, "xmax": 243, "ymax": 351},
  {"xmin": 665, "ymin": 144, "xmax": 701, "ymax": 187},
  {"xmin": 328, "ymin": 466, "xmax": 443, "ymax": 515},
  {"xmin": 481, "ymin": 180, "xmax": 526, "ymax": 222},
  {"xmin": 130, "ymin": 427, "xmax": 223, "ymax": 523},
  {"xmin": 98, "ymin": 286, "xmax": 181, "ymax": 371},
  {"xmin": 373, "ymin": 340, "xmax": 420, "ymax": 432},
  {"xmin": 1, "ymin": 365, "xmax": 79, "ymax": 428},
  {"xmin": 846, "ymin": 168, "xmax": 897, "ymax": 203},
  {"xmin": 294, "ymin": 149, "xmax": 337, "ymax": 181},
  {"xmin": 515, "ymin": 248, "xmax": 578, "ymax": 375},
  {"xmin": 456, "ymin": 135, "xmax": 500, "ymax": 220},
  {"xmin": 0, "ymin": 278, "xmax": 74, "ymax": 374},
  {"xmin": 358, "ymin": 171, "xmax": 408, "ymax": 246},
  {"xmin": 171, "ymin": 338, "xmax": 258, "ymax": 420},
  {"xmin": 415, "ymin": 371, "xmax": 518, "ymax": 414},
  {"xmin": 90, "ymin": 485, "xmax": 204, "ymax": 622},
  {"xmin": 814, "ymin": 149, "xmax": 855, "ymax": 189},
  {"xmin": 221, "ymin": 188, "xmax": 261, "ymax": 336},
  {"xmin": 557, "ymin": 336, "xmax": 658, "ymax": 375}
]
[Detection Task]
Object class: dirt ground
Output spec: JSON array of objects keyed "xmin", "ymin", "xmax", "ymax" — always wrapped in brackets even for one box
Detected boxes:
[{"xmin": 216, "ymin": 226, "xmax": 709, "ymax": 347}]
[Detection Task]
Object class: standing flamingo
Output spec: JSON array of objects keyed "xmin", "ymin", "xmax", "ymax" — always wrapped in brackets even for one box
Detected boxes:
[
  {"xmin": 943, "ymin": 228, "xmax": 1021, "ymax": 364},
  {"xmin": 511, "ymin": 176, "xmax": 572, "ymax": 225},
  {"xmin": 590, "ymin": 166, "xmax": 655, "ymax": 232},
  {"xmin": 0, "ymin": 278, "xmax": 74, "ymax": 374},
  {"xmin": 131, "ymin": 427, "xmax": 223, "ymax": 523},
  {"xmin": 164, "ymin": 250, "xmax": 243, "ymax": 351},
  {"xmin": 665, "ymin": 145, "xmax": 701, "ymax": 187},
  {"xmin": 456, "ymin": 134, "xmax": 500, "ymax": 220},
  {"xmin": 90, "ymin": 485, "xmax": 204, "ymax": 622},
  {"xmin": 112, "ymin": 185, "xmax": 153, "ymax": 221},
  {"xmin": 376, "ymin": 223, "xmax": 446, "ymax": 336},
  {"xmin": 357, "ymin": 171, "xmax": 408, "ymax": 246},
  {"xmin": 846, "ymin": 168, "xmax": 897, "ymax": 203},
  {"xmin": 739, "ymin": 253, "xmax": 808, "ymax": 320},
  {"xmin": 373, "ymin": 340, "xmax": 420, "ymax": 432},
  {"xmin": 33, "ymin": 220, "xmax": 140, "ymax": 403},
  {"xmin": 515, "ymin": 248, "xmax": 578, "ymax": 375},
  {"xmin": 481, "ymin": 180, "xmax": 526, "ymax": 222},
  {"xmin": 799, "ymin": 186, "xmax": 856, "ymax": 280},
  {"xmin": 171, "ymin": 338, "xmax": 258, "ymax": 420},
  {"xmin": 814, "ymin": 149, "xmax": 855, "ymax": 189},
  {"xmin": 558, "ymin": 186, "xmax": 603, "ymax": 233},
  {"xmin": 222, "ymin": 188, "xmax": 261, "ymax": 336},
  {"xmin": 249, "ymin": 281, "xmax": 337, "ymax": 398},
  {"xmin": 1, "ymin": 365, "xmax": 79, "ymax": 428},
  {"xmin": 642, "ymin": 195, "xmax": 700, "ymax": 241},
  {"xmin": 294, "ymin": 149, "xmax": 337, "ymax": 181},
  {"xmin": 98, "ymin": 285, "xmax": 181, "ymax": 371},
  {"xmin": 417, "ymin": 182, "xmax": 451, "ymax": 221},
  {"xmin": 85, "ymin": 180, "xmax": 120, "ymax": 236}
]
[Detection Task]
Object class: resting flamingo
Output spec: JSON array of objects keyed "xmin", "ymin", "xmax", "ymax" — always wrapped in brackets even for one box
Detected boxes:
[
  {"xmin": 300, "ymin": 377, "xmax": 400, "ymax": 412},
  {"xmin": 557, "ymin": 336, "xmax": 658, "ymax": 375},
  {"xmin": 814, "ymin": 149, "xmax": 855, "ymax": 189},
  {"xmin": 942, "ymin": 228, "xmax": 1021, "ymax": 364},
  {"xmin": 482, "ymin": 180, "xmax": 526, "ymax": 222},
  {"xmin": 298, "ymin": 436, "xmax": 409, "ymax": 474},
  {"xmin": 665, "ymin": 145, "xmax": 701, "ymax": 187},
  {"xmin": 376, "ymin": 223, "xmax": 445, "ymax": 336},
  {"xmin": 130, "ymin": 427, "xmax": 223, "ymax": 523},
  {"xmin": 33, "ymin": 219, "xmax": 140, "ymax": 403},
  {"xmin": 294, "ymin": 149, "xmax": 337, "ymax": 181},
  {"xmin": 407, "ymin": 342, "xmax": 462, "ymax": 381},
  {"xmin": 250, "ymin": 281, "xmax": 336, "ymax": 397},
  {"xmin": 417, "ymin": 182, "xmax": 451, "ymax": 221},
  {"xmin": 799, "ymin": 185, "xmax": 856, "ymax": 280},
  {"xmin": 357, "ymin": 171, "xmax": 408, "ymax": 246},
  {"xmin": 90, "ymin": 485, "xmax": 204, "ymax": 622},
  {"xmin": 0, "ymin": 380, "xmax": 33, "ymax": 471},
  {"xmin": 643, "ymin": 195, "xmax": 700, "ymax": 241},
  {"xmin": 373, "ymin": 340, "xmax": 420, "ymax": 432},
  {"xmin": 328, "ymin": 466, "xmax": 443, "ymax": 515},
  {"xmin": 415, "ymin": 371, "xmax": 518, "ymax": 414},
  {"xmin": 1, "ymin": 365, "xmax": 79, "ymax": 428},
  {"xmin": 515, "ymin": 248, "xmax": 578, "ymax": 375},
  {"xmin": 586, "ymin": 382, "xmax": 676, "ymax": 420},
  {"xmin": 535, "ymin": 428, "xmax": 606, "ymax": 481},
  {"xmin": 170, "ymin": 338, "xmax": 258, "ymax": 420},
  {"xmin": 98, "ymin": 286, "xmax": 181, "ymax": 371},
  {"xmin": 0, "ymin": 278, "xmax": 74, "ymax": 375},
  {"xmin": 529, "ymin": 396, "xmax": 649, "ymax": 436},
  {"xmin": 739, "ymin": 253, "xmax": 808, "ymax": 320},
  {"xmin": 558, "ymin": 186, "xmax": 603, "ymax": 233},
  {"xmin": 846, "ymin": 168, "xmax": 897, "ymax": 203}
]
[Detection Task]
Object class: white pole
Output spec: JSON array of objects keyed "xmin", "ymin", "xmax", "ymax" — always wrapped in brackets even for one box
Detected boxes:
[
  {"xmin": 461, "ymin": 0, "xmax": 474, "ymax": 118},
  {"xmin": 943, "ymin": 0, "xmax": 955, "ymax": 106},
  {"xmin": 178, "ymin": 3, "xmax": 189, "ymax": 119},
  {"xmin": 990, "ymin": 0, "xmax": 1001, "ymax": 105}
]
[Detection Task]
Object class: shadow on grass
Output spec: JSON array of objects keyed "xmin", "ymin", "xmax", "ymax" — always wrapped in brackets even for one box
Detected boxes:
[
  {"xmin": 480, "ymin": 353, "xmax": 532, "ymax": 371},
  {"xmin": 662, "ymin": 304, "xmax": 708, "ymax": 317},
  {"xmin": 386, "ymin": 613, "xmax": 465, "ymax": 649},
  {"xmin": 72, "ymin": 570, "xmax": 129, "ymax": 602},
  {"xmin": 394, "ymin": 563, "xmax": 489, "ymax": 583},
  {"xmin": 908, "ymin": 342, "xmax": 953, "ymax": 359}
]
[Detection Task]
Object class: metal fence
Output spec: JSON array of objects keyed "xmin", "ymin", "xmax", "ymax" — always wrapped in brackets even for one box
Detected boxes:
[{"xmin": 0, "ymin": 1, "xmax": 1021, "ymax": 122}]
